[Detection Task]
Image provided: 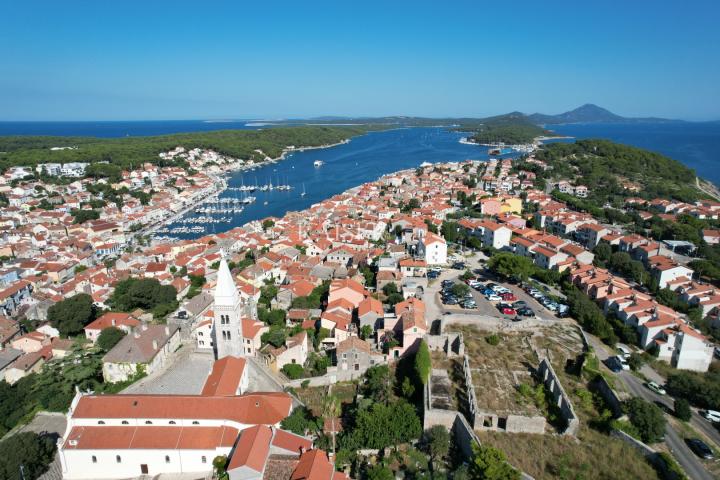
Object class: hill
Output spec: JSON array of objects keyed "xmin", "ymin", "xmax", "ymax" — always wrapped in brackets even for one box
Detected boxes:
[{"xmin": 527, "ymin": 103, "xmax": 679, "ymax": 125}]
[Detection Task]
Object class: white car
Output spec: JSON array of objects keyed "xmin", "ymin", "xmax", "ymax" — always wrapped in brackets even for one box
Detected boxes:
[
  {"xmin": 702, "ymin": 410, "xmax": 720, "ymax": 423},
  {"xmin": 646, "ymin": 381, "xmax": 666, "ymax": 395},
  {"xmin": 616, "ymin": 345, "xmax": 631, "ymax": 359},
  {"xmin": 486, "ymin": 294, "xmax": 502, "ymax": 302},
  {"xmin": 616, "ymin": 356, "xmax": 630, "ymax": 371}
]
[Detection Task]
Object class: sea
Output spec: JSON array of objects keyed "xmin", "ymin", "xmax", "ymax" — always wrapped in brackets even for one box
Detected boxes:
[{"xmin": 0, "ymin": 120, "xmax": 717, "ymax": 239}]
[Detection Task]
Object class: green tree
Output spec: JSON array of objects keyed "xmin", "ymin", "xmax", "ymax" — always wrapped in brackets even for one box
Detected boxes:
[
  {"xmin": 109, "ymin": 277, "xmax": 178, "ymax": 319},
  {"xmin": 627, "ymin": 353, "xmax": 645, "ymax": 371},
  {"xmin": 280, "ymin": 406, "xmax": 318, "ymax": 436},
  {"xmin": 624, "ymin": 397, "xmax": 666, "ymax": 443},
  {"xmin": 441, "ymin": 221, "xmax": 459, "ymax": 243},
  {"xmin": 593, "ymin": 242, "xmax": 612, "ymax": 266},
  {"xmin": 360, "ymin": 324, "xmax": 373, "ymax": 340},
  {"xmin": 96, "ymin": 326, "xmax": 126, "ymax": 351},
  {"xmin": 415, "ymin": 340, "xmax": 431, "ymax": 386},
  {"xmin": 366, "ymin": 465, "xmax": 394, "ymax": 480},
  {"xmin": 281, "ymin": 363, "xmax": 304, "ymax": 380},
  {"xmin": 47, "ymin": 293, "xmax": 96, "ymax": 336},
  {"xmin": 364, "ymin": 365, "xmax": 392, "ymax": 403},
  {"xmin": 488, "ymin": 252, "xmax": 535, "ymax": 282},
  {"xmin": 350, "ymin": 400, "xmax": 421, "ymax": 449},
  {"xmin": 0, "ymin": 432, "xmax": 57, "ymax": 480},
  {"xmin": 451, "ymin": 283, "xmax": 470, "ymax": 297},
  {"xmin": 469, "ymin": 443, "xmax": 520, "ymax": 480},
  {"xmin": 674, "ymin": 398, "xmax": 692, "ymax": 421},
  {"xmin": 424, "ymin": 425, "xmax": 450, "ymax": 471},
  {"xmin": 262, "ymin": 219, "xmax": 275, "ymax": 231}
]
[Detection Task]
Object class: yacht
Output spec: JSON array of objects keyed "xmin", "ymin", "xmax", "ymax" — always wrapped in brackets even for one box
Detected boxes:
[
  {"xmin": 301, "ymin": 183, "xmax": 306, "ymax": 197},
  {"xmin": 313, "ymin": 160, "xmax": 324, "ymax": 167}
]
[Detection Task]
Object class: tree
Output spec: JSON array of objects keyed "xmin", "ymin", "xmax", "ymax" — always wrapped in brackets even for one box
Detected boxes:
[
  {"xmin": 441, "ymin": 221, "xmax": 460, "ymax": 243},
  {"xmin": 71, "ymin": 208, "xmax": 100, "ymax": 224},
  {"xmin": 624, "ymin": 397, "xmax": 666, "ymax": 443},
  {"xmin": 627, "ymin": 353, "xmax": 645, "ymax": 371},
  {"xmin": 415, "ymin": 340, "xmax": 431, "ymax": 386},
  {"xmin": 259, "ymin": 284, "xmax": 278, "ymax": 308},
  {"xmin": 674, "ymin": 398, "xmax": 692, "ymax": 421},
  {"xmin": 382, "ymin": 282, "xmax": 399, "ymax": 296},
  {"xmin": 364, "ymin": 365, "xmax": 392, "ymax": 403},
  {"xmin": 97, "ymin": 326, "xmax": 126, "ymax": 351},
  {"xmin": 451, "ymin": 283, "xmax": 470, "ymax": 297},
  {"xmin": 280, "ymin": 405, "xmax": 316, "ymax": 436},
  {"xmin": 0, "ymin": 432, "xmax": 56, "ymax": 480},
  {"xmin": 262, "ymin": 219, "xmax": 275, "ymax": 231},
  {"xmin": 360, "ymin": 325, "xmax": 373, "ymax": 340},
  {"xmin": 366, "ymin": 464, "xmax": 394, "ymax": 480},
  {"xmin": 488, "ymin": 253, "xmax": 534, "ymax": 282},
  {"xmin": 281, "ymin": 363, "xmax": 304, "ymax": 379},
  {"xmin": 48, "ymin": 293, "xmax": 96, "ymax": 336},
  {"xmin": 469, "ymin": 443, "xmax": 520, "ymax": 480},
  {"xmin": 593, "ymin": 242, "xmax": 612, "ymax": 266},
  {"xmin": 424, "ymin": 425, "xmax": 450, "ymax": 471},
  {"xmin": 109, "ymin": 277, "xmax": 178, "ymax": 319},
  {"xmin": 322, "ymin": 393, "xmax": 341, "ymax": 455},
  {"xmin": 350, "ymin": 400, "xmax": 421, "ymax": 449},
  {"xmin": 262, "ymin": 325, "xmax": 287, "ymax": 347}
]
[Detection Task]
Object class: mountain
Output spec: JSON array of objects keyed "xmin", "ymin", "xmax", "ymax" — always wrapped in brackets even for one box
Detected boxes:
[{"xmin": 527, "ymin": 103, "xmax": 679, "ymax": 125}]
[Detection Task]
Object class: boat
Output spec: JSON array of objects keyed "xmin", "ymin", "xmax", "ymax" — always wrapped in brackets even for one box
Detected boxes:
[
  {"xmin": 301, "ymin": 183, "xmax": 306, "ymax": 197},
  {"xmin": 313, "ymin": 160, "xmax": 324, "ymax": 167}
]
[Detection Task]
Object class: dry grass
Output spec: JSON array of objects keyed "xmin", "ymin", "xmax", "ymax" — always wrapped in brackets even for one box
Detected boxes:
[
  {"xmin": 477, "ymin": 427, "xmax": 661, "ymax": 480},
  {"xmin": 296, "ymin": 382, "xmax": 357, "ymax": 416}
]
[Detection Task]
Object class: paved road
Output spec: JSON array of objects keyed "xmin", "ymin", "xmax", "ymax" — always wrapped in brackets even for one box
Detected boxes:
[
  {"xmin": 123, "ymin": 346, "xmax": 214, "ymax": 395},
  {"xmin": 586, "ymin": 332, "xmax": 715, "ymax": 480}
]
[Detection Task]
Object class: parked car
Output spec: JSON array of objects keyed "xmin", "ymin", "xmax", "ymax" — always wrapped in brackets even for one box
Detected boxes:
[
  {"xmin": 518, "ymin": 308, "xmax": 535, "ymax": 317},
  {"xmin": 615, "ymin": 356, "xmax": 630, "ymax": 371},
  {"xmin": 701, "ymin": 410, "xmax": 720, "ymax": 423},
  {"xmin": 616, "ymin": 345, "xmax": 631, "ymax": 359},
  {"xmin": 486, "ymin": 294, "xmax": 502, "ymax": 302},
  {"xmin": 686, "ymin": 438, "xmax": 714, "ymax": 459},
  {"xmin": 500, "ymin": 292, "xmax": 516, "ymax": 301},
  {"xmin": 646, "ymin": 381, "xmax": 666, "ymax": 395},
  {"xmin": 452, "ymin": 262, "xmax": 465, "ymax": 270},
  {"xmin": 500, "ymin": 307, "xmax": 517, "ymax": 315},
  {"xmin": 513, "ymin": 300, "xmax": 528, "ymax": 308},
  {"xmin": 605, "ymin": 358, "xmax": 623, "ymax": 373},
  {"xmin": 444, "ymin": 298, "xmax": 458, "ymax": 305}
]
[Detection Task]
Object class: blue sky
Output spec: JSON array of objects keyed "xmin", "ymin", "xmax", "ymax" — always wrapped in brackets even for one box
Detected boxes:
[{"xmin": 1, "ymin": 0, "xmax": 719, "ymax": 121}]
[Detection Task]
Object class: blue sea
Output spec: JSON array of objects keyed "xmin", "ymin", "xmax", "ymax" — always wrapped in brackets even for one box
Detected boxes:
[{"xmin": 0, "ymin": 120, "xmax": 717, "ymax": 238}]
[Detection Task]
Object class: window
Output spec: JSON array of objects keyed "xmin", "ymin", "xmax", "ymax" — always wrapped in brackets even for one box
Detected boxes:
[
  {"xmin": 165, "ymin": 455, "xmax": 170, "ymax": 463},
  {"xmin": 97, "ymin": 421, "xmax": 105, "ymax": 425},
  {"xmin": 226, "ymin": 331, "xmax": 231, "ymax": 340},
  {"xmin": 192, "ymin": 421, "xmax": 199, "ymax": 425},
  {"xmin": 198, "ymin": 332, "xmax": 203, "ymax": 337},
  {"xmin": 145, "ymin": 421, "xmax": 152, "ymax": 425},
  {"xmin": 121, "ymin": 420, "xmax": 129, "ymax": 425},
  {"xmin": 169, "ymin": 421, "xmax": 176, "ymax": 425},
  {"xmin": 92, "ymin": 456, "xmax": 97, "ymax": 463},
  {"xmin": 116, "ymin": 455, "xmax": 122, "ymax": 463},
  {"xmin": 201, "ymin": 456, "xmax": 207, "ymax": 464}
]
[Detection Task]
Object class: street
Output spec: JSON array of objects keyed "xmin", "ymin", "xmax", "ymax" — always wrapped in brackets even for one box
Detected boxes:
[{"xmin": 586, "ymin": 333, "xmax": 716, "ymax": 480}]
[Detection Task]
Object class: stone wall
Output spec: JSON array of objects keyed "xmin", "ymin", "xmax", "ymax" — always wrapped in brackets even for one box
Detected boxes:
[
  {"xmin": 425, "ymin": 332, "xmax": 464, "ymax": 357},
  {"xmin": 593, "ymin": 375, "xmax": 624, "ymax": 419},
  {"xmin": 538, "ymin": 358, "xmax": 579, "ymax": 435},
  {"xmin": 610, "ymin": 430, "xmax": 685, "ymax": 480}
]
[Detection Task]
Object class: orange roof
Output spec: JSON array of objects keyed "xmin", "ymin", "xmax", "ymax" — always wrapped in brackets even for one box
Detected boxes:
[
  {"xmin": 291, "ymin": 449, "xmax": 333, "ymax": 480},
  {"xmin": 63, "ymin": 425, "xmax": 238, "ymax": 450},
  {"xmin": 227, "ymin": 424, "xmax": 272, "ymax": 473},
  {"xmin": 85, "ymin": 312, "xmax": 139, "ymax": 332},
  {"xmin": 201, "ymin": 356, "xmax": 247, "ymax": 397},
  {"xmin": 72, "ymin": 392, "xmax": 292, "ymax": 425}
]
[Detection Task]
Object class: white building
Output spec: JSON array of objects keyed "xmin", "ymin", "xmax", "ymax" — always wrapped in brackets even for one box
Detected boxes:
[
  {"xmin": 213, "ymin": 254, "xmax": 244, "ymax": 359},
  {"xmin": 419, "ymin": 232, "xmax": 447, "ymax": 265}
]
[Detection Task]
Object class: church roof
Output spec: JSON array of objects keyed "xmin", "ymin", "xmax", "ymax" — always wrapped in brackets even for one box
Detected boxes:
[{"xmin": 215, "ymin": 257, "xmax": 240, "ymax": 306}]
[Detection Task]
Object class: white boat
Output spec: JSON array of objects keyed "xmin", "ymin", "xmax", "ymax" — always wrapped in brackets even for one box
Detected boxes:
[
  {"xmin": 301, "ymin": 183, "xmax": 306, "ymax": 197},
  {"xmin": 313, "ymin": 160, "xmax": 324, "ymax": 167}
]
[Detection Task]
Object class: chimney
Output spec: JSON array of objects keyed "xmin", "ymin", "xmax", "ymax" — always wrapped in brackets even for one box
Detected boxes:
[
  {"xmin": 142, "ymin": 323, "xmax": 148, "ymax": 331},
  {"xmin": 133, "ymin": 329, "xmax": 141, "ymax": 339},
  {"xmin": 111, "ymin": 319, "xmax": 116, "ymax": 326},
  {"xmin": 152, "ymin": 339, "xmax": 158, "ymax": 350},
  {"xmin": 165, "ymin": 326, "xmax": 170, "ymax": 336}
]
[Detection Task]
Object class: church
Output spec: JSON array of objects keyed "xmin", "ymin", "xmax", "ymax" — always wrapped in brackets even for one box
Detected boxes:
[{"xmin": 213, "ymin": 254, "xmax": 245, "ymax": 359}]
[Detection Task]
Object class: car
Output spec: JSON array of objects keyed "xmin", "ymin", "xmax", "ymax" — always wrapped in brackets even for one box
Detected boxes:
[
  {"xmin": 616, "ymin": 345, "xmax": 631, "ymax": 359},
  {"xmin": 500, "ymin": 292, "xmax": 516, "ymax": 301},
  {"xmin": 427, "ymin": 271, "xmax": 440, "ymax": 279},
  {"xmin": 686, "ymin": 438, "xmax": 714, "ymax": 459},
  {"xmin": 482, "ymin": 288, "xmax": 496, "ymax": 296},
  {"xmin": 646, "ymin": 381, "xmax": 666, "ymax": 395},
  {"xmin": 513, "ymin": 300, "xmax": 527, "ymax": 308},
  {"xmin": 486, "ymin": 294, "xmax": 502, "ymax": 302},
  {"xmin": 500, "ymin": 307, "xmax": 517, "ymax": 315},
  {"xmin": 615, "ymin": 356, "xmax": 630, "ymax": 371},
  {"xmin": 546, "ymin": 303, "xmax": 559, "ymax": 312},
  {"xmin": 518, "ymin": 308, "xmax": 535, "ymax": 317},
  {"xmin": 605, "ymin": 358, "xmax": 623, "ymax": 373},
  {"xmin": 462, "ymin": 302, "xmax": 477, "ymax": 309},
  {"xmin": 452, "ymin": 262, "xmax": 465, "ymax": 270},
  {"xmin": 701, "ymin": 410, "xmax": 720, "ymax": 423},
  {"xmin": 444, "ymin": 298, "xmax": 458, "ymax": 305}
]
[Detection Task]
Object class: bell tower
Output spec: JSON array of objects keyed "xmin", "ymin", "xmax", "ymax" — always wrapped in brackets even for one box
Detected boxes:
[{"xmin": 213, "ymin": 251, "xmax": 243, "ymax": 358}]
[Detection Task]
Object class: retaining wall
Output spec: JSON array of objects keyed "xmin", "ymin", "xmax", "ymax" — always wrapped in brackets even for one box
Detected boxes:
[
  {"xmin": 593, "ymin": 375, "xmax": 624, "ymax": 419},
  {"xmin": 538, "ymin": 358, "xmax": 580, "ymax": 435}
]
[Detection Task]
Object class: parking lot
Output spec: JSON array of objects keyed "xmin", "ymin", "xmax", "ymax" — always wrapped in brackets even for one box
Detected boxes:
[{"xmin": 435, "ymin": 258, "xmax": 567, "ymax": 322}]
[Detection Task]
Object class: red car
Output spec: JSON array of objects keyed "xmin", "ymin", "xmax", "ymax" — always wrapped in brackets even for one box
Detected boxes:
[
  {"xmin": 500, "ymin": 307, "xmax": 517, "ymax": 315},
  {"xmin": 500, "ymin": 292, "xmax": 516, "ymax": 301}
]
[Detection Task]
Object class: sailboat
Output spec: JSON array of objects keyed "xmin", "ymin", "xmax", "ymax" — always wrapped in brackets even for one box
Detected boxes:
[{"xmin": 300, "ymin": 183, "xmax": 306, "ymax": 197}]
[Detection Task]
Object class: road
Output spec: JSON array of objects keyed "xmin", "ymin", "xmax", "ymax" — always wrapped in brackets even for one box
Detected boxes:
[{"xmin": 586, "ymin": 333, "xmax": 716, "ymax": 480}]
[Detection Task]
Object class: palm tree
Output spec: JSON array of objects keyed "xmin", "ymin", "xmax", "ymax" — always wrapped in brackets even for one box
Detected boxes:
[{"xmin": 322, "ymin": 393, "xmax": 341, "ymax": 456}]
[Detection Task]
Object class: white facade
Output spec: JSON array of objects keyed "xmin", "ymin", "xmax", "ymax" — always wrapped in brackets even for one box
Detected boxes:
[
  {"xmin": 483, "ymin": 225, "xmax": 512, "ymax": 250},
  {"xmin": 213, "ymin": 256, "xmax": 244, "ymax": 359},
  {"xmin": 673, "ymin": 332, "xmax": 714, "ymax": 372},
  {"xmin": 420, "ymin": 234, "xmax": 447, "ymax": 265}
]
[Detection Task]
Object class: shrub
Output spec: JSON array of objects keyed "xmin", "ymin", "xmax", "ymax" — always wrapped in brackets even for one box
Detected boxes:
[
  {"xmin": 624, "ymin": 397, "xmax": 666, "ymax": 443},
  {"xmin": 674, "ymin": 398, "xmax": 692, "ymax": 421},
  {"xmin": 281, "ymin": 363, "xmax": 304, "ymax": 380},
  {"xmin": 486, "ymin": 334, "xmax": 500, "ymax": 346}
]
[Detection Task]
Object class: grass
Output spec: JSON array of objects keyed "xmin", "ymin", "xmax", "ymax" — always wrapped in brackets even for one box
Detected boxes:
[
  {"xmin": 476, "ymin": 427, "xmax": 661, "ymax": 480},
  {"xmin": 296, "ymin": 382, "xmax": 357, "ymax": 417}
]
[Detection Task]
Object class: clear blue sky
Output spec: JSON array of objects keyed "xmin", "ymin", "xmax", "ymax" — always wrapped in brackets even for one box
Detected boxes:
[{"xmin": 2, "ymin": 0, "xmax": 719, "ymax": 121}]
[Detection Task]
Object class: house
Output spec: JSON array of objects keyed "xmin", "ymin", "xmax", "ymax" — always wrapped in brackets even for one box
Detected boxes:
[
  {"xmin": 195, "ymin": 318, "xmax": 214, "ymax": 350},
  {"xmin": 328, "ymin": 278, "xmax": 366, "ymax": 309},
  {"xmin": 0, "ymin": 280, "xmax": 33, "ymax": 316},
  {"xmin": 240, "ymin": 317, "xmax": 268, "ymax": 356},
  {"xmin": 102, "ymin": 324, "xmax": 181, "ymax": 382},
  {"xmin": 532, "ymin": 246, "xmax": 568, "ymax": 270},
  {"xmin": 481, "ymin": 222, "xmax": 512, "ymax": 250},
  {"xmin": 334, "ymin": 336, "xmax": 386, "ymax": 373},
  {"xmin": 358, "ymin": 297, "xmax": 384, "ymax": 331},
  {"xmin": 261, "ymin": 331, "xmax": 310, "ymax": 373},
  {"xmin": 84, "ymin": 312, "xmax": 140, "ymax": 343},
  {"xmin": 0, "ymin": 315, "xmax": 20, "ymax": 348},
  {"xmin": 11, "ymin": 331, "xmax": 51, "ymax": 353},
  {"xmin": 4, "ymin": 351, "xmax": 45, "ymax": 384},
  {"xmin": 418, "ymin": 232, "xmax": 447, "ymax": 265},
  {"xmin": 200, "ymin": 356, "xmax": 249, "ymax": 396}
]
